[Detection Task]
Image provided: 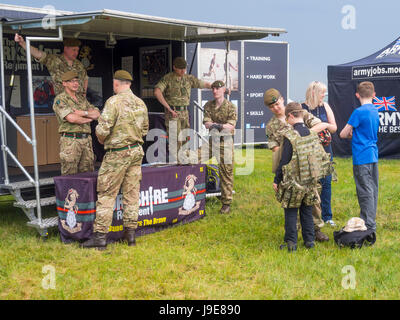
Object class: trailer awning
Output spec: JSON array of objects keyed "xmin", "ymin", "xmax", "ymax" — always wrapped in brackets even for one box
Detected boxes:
[{"xmin": 3, "ymin": 9, "xmax": 286, "ymax": 42}]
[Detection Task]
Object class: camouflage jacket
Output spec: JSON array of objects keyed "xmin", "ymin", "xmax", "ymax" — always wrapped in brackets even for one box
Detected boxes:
[
  {"xmin": 96, "ymin": 89, "xmax": 149, "ymax": 150},
  {"xmin": 38, "ymin": 53, "xmax": 88, "ymax": 96},
  {"xmin": 53, "ymin": 91, "xmax": 99, "ymax": 133},
  {"xmin": 203, "ymin": 99, "xmax": 237, "ymax": 135},
  {"xmin": 265, "ymin": 112, "xmax": 321, "ymax": 150},
  {"xmin": 276, "ymin": 128, "xmax": 334, "ymax": 208},
  {"xmin": 155, "ymin": 72, "xmax": 205, "ymax": 107}
]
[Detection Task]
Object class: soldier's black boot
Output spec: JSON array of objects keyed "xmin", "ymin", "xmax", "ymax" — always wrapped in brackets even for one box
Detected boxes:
[
  {"xmin": 80, "ymin": 232, "xmax": 107, "ymax": 250},
  {"xmin": 123, "ymin": 227, "xmax": 136, "ymax": 246}
]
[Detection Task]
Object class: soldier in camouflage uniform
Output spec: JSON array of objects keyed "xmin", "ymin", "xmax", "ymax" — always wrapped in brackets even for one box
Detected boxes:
[
  {"xmin": 200, "ymin": 80, "xmax": 237, "ymax": 214},
  {"xmin": 154, "ymin": 57, "xmax": 211, "ymax": 162},
  {"xmin": 53, "ymin": 71, "xmax": 100, "ymax": 176},
  {"xmin": 15, "ymin": 34, "xmax": 88, "ymax": 97},
  {"xmin": 273, "ymin": 102, "xmax": 333, "ymax": 252},
  {"xmin": 264, "ymin": 88, "xmax": 330, "ymax": 242},
  {"xmin": 81, "ymin": 70, "xmax": 149, "ymax": 250}
]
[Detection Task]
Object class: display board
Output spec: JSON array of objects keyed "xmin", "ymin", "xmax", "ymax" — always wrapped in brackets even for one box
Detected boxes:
[
  {"xmin": 187, "ymin": 40, "xmax": 288, "ymax": 146},
  {"xmin": 243, "ymin": 41, "xmax": 288, "ymax": 144}
]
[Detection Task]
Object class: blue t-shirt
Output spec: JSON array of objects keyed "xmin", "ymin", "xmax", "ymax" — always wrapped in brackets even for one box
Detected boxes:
[{"xmin": 348, "ymin": 103, "xmax": 379, "ymax": 165}]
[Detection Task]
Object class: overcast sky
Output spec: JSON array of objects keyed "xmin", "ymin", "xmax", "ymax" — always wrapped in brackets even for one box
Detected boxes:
[{"xmin": 8, "ymin": 0, "xmax": 400, "ymax": 101}]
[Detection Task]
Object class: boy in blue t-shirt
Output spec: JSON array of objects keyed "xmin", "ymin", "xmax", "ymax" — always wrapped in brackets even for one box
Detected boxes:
[{"xmin": 340, "ymin": 81, "xmax": 379, "ymax": 231}]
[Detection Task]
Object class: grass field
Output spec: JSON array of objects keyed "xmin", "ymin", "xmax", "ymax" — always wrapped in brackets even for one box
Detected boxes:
[{"xmin": 0, "ymin": 148, "xmax": 399, "ymax": 300}]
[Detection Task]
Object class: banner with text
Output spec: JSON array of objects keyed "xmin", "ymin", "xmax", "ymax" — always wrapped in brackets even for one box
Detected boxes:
[
  {"xmin": 54, "ymin": 164, "xmax": 206, "ymax": 243},
  {"xmin": 243, "ymin": 41, "xmax": 288, "ymax": 144}
]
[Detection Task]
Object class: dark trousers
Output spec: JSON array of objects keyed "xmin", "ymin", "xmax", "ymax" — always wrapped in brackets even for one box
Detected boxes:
[
  {"xmin": 284, "ymin": 204, "xmax": 315, "ymax": 244},
  {"xmin": 353, "ymin": 163, "xmax": 379, "ymax": 231}
]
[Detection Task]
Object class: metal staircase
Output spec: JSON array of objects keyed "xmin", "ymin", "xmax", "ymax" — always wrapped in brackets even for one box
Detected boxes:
[
  {"xmin": 0, "ymin": 25, "xmax": 63, "ymax": 237},
  {"xmin": 0, "ymin": 177, "xmax": 58, "ymax": 237}
]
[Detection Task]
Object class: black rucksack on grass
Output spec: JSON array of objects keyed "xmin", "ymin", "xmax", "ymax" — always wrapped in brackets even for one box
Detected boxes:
[{"xmin": 333, "ymin": 229, "xmax": 376, "ymax": 249}]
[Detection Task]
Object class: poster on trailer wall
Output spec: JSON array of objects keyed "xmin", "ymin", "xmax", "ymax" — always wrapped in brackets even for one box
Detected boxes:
[
  {"xmin": 188, "ymin": 41, "xmax": 288, "ymax": 145},
  {"xmin": 139, "ymin": 45, "xmax": 171, "ymax": 98},
  {"xmin": 1, "ymin": 34, "xmax": 110, "ymax": 115},
  {"xmin": 199, "ymin": 48, "xmax": 239, "ymax": 91},
  {"xmin": 188, "ymin": 41, "xmax": 243, "ymax": 145},
  {"xmin": 243, "ymin": 40, "xmax": 288, "ymax": 144}
]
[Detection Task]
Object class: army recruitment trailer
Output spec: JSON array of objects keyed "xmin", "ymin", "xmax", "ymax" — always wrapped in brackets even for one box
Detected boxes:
[{"xmin": 0, "ymin": 4, "xmax": 286, "ymax": 236}]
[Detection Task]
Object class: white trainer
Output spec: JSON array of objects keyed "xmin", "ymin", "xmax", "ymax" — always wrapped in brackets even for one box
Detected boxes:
[{"xmin": 326, "ymin": 220, "xmax": 336, "ymax": 227}]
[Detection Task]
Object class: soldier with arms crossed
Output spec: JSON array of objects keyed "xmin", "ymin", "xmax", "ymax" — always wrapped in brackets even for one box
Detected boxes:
[{"xmin": 53, "ymin": 71, "xmax": 100, "ymax": 176}]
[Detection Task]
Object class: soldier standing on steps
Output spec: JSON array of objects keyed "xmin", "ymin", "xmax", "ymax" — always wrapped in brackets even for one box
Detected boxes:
[{"xmin": 15, "ymin": 34, "xmax": 88, "ymax": 97}]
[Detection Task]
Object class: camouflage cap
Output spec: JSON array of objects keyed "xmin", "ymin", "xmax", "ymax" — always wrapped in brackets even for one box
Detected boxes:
[
  {"xmin": 63, "ymin": 38, "xmax": 81, "ymax": 47},
  {"xmin": 173, "ymin": 57, "xmax": 187, "ymax": 69},
  {"xmin": 113, "ymin": 70, "xmax": 133, "ymax": 81},
  {"xmin": 61, "ymin": 71, "xmax": 79, "ymax": 82},
  {"xmin": 211, "ymin": 80, "xmax": 225, "ymax": 88},
  {"xmin": 343, "ymin": 217, "xmax": 367, "ymax": 232},
  {"xmin": 285, "ymin": 102, "xmax": 303, "ymax": 117},
  {"xmin": 264, "ymin": 88, "xmax": 281, "ymax": 106}
]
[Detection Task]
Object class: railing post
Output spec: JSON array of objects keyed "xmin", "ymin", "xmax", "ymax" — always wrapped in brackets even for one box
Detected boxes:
[
  {"xmin": 0, "ymin": 22, "xmax": 10, "ymax": 185},
  {"xmin": 25, "ymin": 27, "xmax": 63, "ymax": 225}
]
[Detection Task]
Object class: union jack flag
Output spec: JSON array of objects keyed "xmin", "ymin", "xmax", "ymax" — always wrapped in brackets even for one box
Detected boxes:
[{"xmin": 373, "ymin": 96, "xmax": 397, "ymax": 111}]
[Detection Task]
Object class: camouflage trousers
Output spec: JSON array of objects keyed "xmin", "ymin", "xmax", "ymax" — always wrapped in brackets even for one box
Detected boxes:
[
  {"xmin": 93, "ymin": 146, "xmax": 144, "ymax": 234},
  {"xmin": 311, "ymin": 202, "xmax": 324, "ymax": 230},
  {"xmin": 199, "ymin": 133, "xmax": 234, "ymax": 205},
  {"xmin": 165, "ymin": 109, "xmax": 189, "ymax": 163},
  {"xmin": 59, "ymin": 135, "xmax": 94, "ymax": 176}
]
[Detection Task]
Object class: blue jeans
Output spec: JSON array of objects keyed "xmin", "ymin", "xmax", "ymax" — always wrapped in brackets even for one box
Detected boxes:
[{"xmin": 320, "ymin": 175, "xmax": 333, "ymax": 222}]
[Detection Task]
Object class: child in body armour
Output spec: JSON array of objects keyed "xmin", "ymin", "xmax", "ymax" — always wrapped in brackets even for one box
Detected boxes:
[{"xmin": 273, "ymin": 102, "xmax": 333, "ymax": 251}]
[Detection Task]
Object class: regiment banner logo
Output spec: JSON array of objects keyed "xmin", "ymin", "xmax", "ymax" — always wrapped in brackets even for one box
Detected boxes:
[
  {"xmin": 178, "ymin": 174, "xmax": 202, "ymax": 216},
  {"xmin": 60, "ymin": 188, "xmax": 83, "ymax": 233}
]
